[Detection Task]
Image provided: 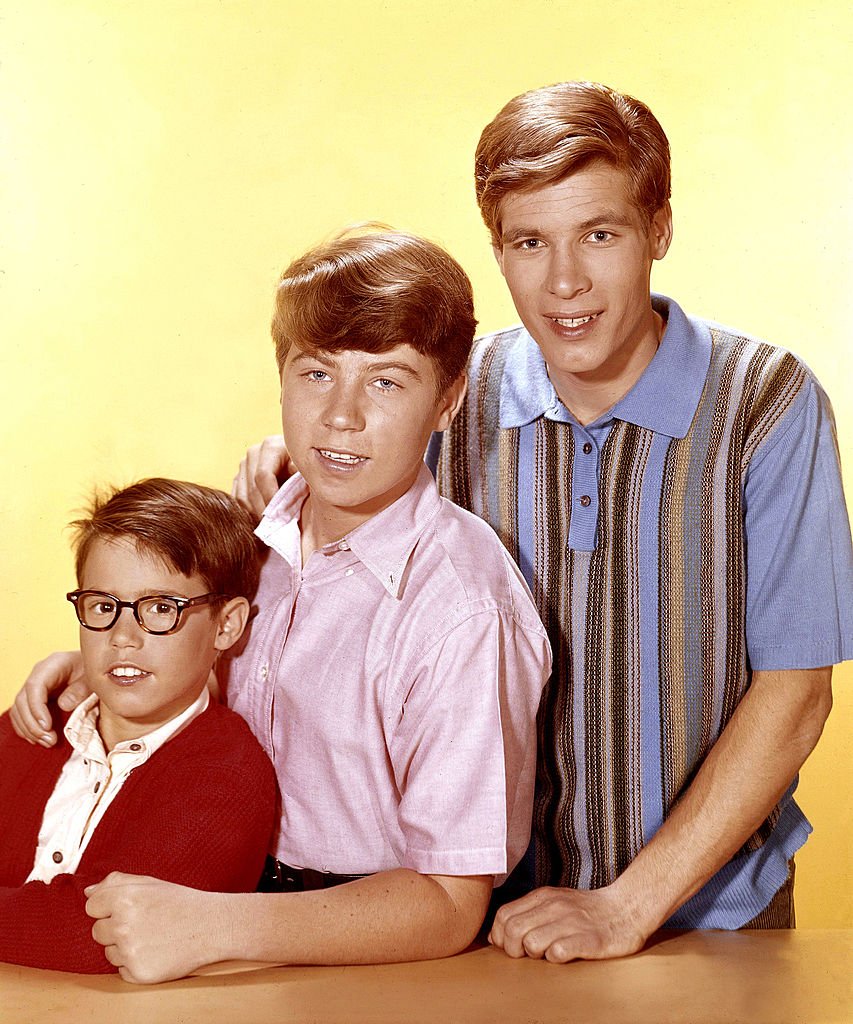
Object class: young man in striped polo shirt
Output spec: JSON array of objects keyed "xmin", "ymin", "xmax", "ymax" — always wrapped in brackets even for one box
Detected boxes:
[{"xmin": 436, "ymin": 81, "xmax": 852, "ymax": 960}]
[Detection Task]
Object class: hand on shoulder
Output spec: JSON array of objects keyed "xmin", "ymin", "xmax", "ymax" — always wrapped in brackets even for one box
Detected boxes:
[
  {"xmin": 231, "ymin": 435, "xmax": 293, "ymax": 517},
  {"xmin": 9, "ymin": 651, "xmax": 88, "ymax": 746}
]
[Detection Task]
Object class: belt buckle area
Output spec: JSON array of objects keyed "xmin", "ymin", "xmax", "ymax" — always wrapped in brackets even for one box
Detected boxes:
[
  {"xmin": 300, "ymin": 868, "xmax": 328, "ymax": 890},
  {"xmin": 263, "ymin": 857, "xmax": 305, "ymax": 892},
  {"xmin": 279, "ymin": 863, "xmax": 304, "ymax": 890}
]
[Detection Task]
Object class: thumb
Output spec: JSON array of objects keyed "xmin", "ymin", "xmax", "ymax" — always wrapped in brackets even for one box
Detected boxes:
[{"xmin": 58, "ymin": 677, "xmax": 92, "ymax": 711}]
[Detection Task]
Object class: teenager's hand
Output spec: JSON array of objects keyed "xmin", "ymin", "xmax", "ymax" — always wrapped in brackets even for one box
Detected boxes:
[
  {"xmin": 9, "ymin": 651, "xmax": 89, "ymax": 746},
  {"xmin": 232, "ymin": 435, "xmax": 293, "ymax": 517},
  {"xmin": 86, "ymin": 873, "xmax": 226, "ymax": 984},
  {"xmin": 488, "ymin": 884, "xmax": 652, "ymax": 963}
]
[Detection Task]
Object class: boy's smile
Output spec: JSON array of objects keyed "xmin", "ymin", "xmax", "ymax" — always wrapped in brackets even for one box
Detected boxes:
[{"xmin": 279, "ymin": 343, "xmax": 465, "ymax": 556}]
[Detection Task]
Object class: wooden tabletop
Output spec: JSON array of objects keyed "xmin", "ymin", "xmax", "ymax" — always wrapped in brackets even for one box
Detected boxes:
[{"xmin": 1, "ymin": 929, "xmax": 850, "ymax": 1024}]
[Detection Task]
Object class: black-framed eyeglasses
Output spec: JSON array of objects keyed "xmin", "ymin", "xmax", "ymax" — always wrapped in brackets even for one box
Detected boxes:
[{"xmin": 66, "ymin": 590, "xmax": 225, "ymax": 635}]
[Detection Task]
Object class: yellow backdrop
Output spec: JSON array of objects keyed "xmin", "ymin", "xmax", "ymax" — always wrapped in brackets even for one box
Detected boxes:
[{"xmin": 3, "ymin": 0, "xmax": 850, "ymax": 927}]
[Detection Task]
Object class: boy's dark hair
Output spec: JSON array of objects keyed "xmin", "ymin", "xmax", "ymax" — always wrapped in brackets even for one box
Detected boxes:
[
  {"xmin": 475, "ymin": 80, "xmax": 672, "ymax": 244},
  {"xmin": 71, "ymin": 478, "xmax": 262, "ymax": 603},
  {"xmin": 271, "ymin": 228, "xmax": 477, "ymax": 396}
]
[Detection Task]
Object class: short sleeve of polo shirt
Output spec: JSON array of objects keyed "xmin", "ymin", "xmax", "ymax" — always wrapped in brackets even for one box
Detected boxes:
[{"xmin": 743, "ymin": 374, "xmax": 853, "ymax": 669}]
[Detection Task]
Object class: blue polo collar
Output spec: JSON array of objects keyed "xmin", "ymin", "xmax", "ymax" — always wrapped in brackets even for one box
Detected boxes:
[{"xmin": 498, "ymin": 294, "xmax": 712, "ymax": 439}]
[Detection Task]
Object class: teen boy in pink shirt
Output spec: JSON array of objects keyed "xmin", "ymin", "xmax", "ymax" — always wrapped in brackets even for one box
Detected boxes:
[{"xmin": 16, "ymin": 231, "xmax": 551, "ymax": 981}]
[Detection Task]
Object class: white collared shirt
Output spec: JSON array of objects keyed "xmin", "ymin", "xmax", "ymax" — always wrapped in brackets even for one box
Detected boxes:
[{"xmin": 26, "ymin": 688, "xmax": 209, "ymax": 882}]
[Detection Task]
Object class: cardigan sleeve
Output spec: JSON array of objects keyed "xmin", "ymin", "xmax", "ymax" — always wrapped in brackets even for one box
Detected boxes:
[{"xmin": 0, "ymin": 705, "xmax": 277, "ymax": 973}]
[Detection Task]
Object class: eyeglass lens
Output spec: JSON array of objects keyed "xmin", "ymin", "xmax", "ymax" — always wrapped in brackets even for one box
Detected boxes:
[{"xmin": 77, "ymin": 593, "xmax": 181, "ymax": 632}]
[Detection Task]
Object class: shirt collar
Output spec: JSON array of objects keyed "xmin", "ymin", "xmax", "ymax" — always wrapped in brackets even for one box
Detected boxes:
[
  {"xmin": 255, "ymin": 471, "xmax": 310, "ymax": 570},
  {"xmin": 64, "ymin": 687, "xmax": 209, "ymax": 762},
  {"xmin": 256, "ymin": 463, "xmax": 442, "ymax": 599},
  {"xmin": 499, "ymin": 294, "xmax": 711, "ymax": 439}
]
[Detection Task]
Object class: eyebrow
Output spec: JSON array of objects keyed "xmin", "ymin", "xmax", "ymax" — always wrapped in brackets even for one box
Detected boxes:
[
  {"xmin": 290, "ymin": 351, "xmax": 425, "ymax": 381},
  {"xmin": 365, "ymin": 360, "xmax": 425, "ymax": 381},
  {"xmin": 290, "ymin": 350, "xmax": 335, "ymax": 368},
  {"xmin": 501, "ymin": 209, "xmax": 636, "ymax": 243}
]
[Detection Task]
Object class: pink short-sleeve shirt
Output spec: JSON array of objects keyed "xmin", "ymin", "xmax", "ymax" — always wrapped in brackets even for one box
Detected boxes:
[{"xmin": 224, "ymin": 464, "xmax": 550, "ymax": 881}]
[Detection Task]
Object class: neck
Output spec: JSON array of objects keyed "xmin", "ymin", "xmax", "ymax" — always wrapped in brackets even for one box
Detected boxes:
[
  {"xmin": 298, "ymin": 496, "xmax": 355, "ymax": 564},
  {"xmin": 552, "ymin": 309, "xmax": 664, "ymax": 425},
  {"xmin": 97, "ymin": 707, "xmax": 145, "ymax": 752}
]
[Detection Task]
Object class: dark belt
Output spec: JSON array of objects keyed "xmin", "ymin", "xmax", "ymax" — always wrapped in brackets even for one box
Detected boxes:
[{"xmin": 258, "ymin": 855, "xmax": 368, "ymax": 893}]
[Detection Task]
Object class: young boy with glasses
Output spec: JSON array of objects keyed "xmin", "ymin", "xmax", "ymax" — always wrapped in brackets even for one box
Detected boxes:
[{"xmin": 0, "ymin": 478, "xmax": 277, "ymax": 973}]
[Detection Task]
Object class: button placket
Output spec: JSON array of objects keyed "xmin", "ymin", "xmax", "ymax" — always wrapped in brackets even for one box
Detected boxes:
[{"xmin": 568, "ymin": 426, "xmax": 600, "ymax": 551}]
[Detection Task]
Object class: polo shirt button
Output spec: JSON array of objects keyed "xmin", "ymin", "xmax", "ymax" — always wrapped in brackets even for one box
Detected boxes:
[
  {"xmin": 338, "ymin": 540, "xmax": 350, "ymax": 551},
  {"xmin": 129, "ymin": 743, "xmax": 142, "ymax": 752},
  {"xmin": 579, "ymin": 495, "xmax": 592, "ymax": 507},
  {"xmin": 582, "ymin": 442, "xmax": 593, "ymax": 454},
  {"xmin": 52, "ymin": 851, "xmax": 63, "ymax": 864}
]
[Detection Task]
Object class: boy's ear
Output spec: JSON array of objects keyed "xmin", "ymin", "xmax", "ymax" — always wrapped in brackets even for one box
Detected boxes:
[
  {"xmin": 213, "ymin": 597, "xmax": 251, "ymax": 652},
  {"xmin": 650, "ymin": 200, "xmax": 673, "ymax": 260},
  {"xmin": 434, "ymin": 372, "xmax": 468, "ymax": 432}
]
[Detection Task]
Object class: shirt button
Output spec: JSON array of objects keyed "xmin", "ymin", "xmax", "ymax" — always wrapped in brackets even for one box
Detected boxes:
[
  {"xmin": 337, "ymin": 540, "xmax": 350, "ymax": 551},
  {"xmin": 582, "ymin": 442, "xmax": 593, "ymax": 454},
  {"xmin": 579, "ymin": 495, "xmax": 592, "ymax": 507},
  {"xmin": 260, "ymin": 665, "xmax": 269, "ymax": 680},
  {"xmin": 129, "ymin": 743, "xmax": 142, "ymax": 752},
  {"xmin": 93, "ymin": 781, "xmax": 101, "ymax": 793},
  {"xmin": 52, "ymin": 851, "xmax": 63, "ymax": 864}
]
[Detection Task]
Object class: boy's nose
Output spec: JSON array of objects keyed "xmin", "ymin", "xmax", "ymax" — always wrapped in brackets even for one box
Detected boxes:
[
  {"xmin": 109, "ymin": 606, "xmax": 144, "ymax": 647},
  {"xmin": 323, "ymin": 386, "xmax": 366, "ymax": 432}
]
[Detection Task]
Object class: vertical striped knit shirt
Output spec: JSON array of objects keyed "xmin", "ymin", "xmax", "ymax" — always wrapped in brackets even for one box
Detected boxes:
[{"xmin": 431, "ymin": 294, "xmax": 853, "ymax": 927}]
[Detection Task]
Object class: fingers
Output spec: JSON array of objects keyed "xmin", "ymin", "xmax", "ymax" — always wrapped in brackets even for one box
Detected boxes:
[
  {"xmin": 488, "ymin": 887, "xmax": 552, "ymax": 954},
  {"xmin": 9, "ymin": 650, "xmax": 84, "ymax": 743},
  {"xmin": 85, "ymin": 884, "xmax": 112, "ymax": 920},
  {"xmin": 489, "ymin": 886, "xmax": 634, "ymax": 963},
  {"xmin": 491, "ymin": 910, "xmax": 586, "ymax": 962},
  {"xmin": 232, "ymin": 436, "xmax": 290, "ymax": 517},
  {"xmin": 86, "ymin": 875, "xmax": 192, "ymax": 984},
  {"xmin": 85, "ymin": 870, "xmax": 144, "ymax": 902},
  {"xmin": 90, "ymin": 903, "xmax": 146, "ymax": 984},
  {"xmin": 57, "ymin": 675, "xmax": 89, "ymax": 711},
  {"xmin": 9, "ymin": 691, "xmax": 56, "ymax": 746},
  {"xmin": 231, "ymin": 451, "xmax": 257, "ymax": 508}
]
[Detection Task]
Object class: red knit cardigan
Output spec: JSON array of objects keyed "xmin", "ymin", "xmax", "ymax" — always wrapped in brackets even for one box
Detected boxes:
[{"xmin": 0, "ymin": 701, "xmax": 277, "ymax": 973}]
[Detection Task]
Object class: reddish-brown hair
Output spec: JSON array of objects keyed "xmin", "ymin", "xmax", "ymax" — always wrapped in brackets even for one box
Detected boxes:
[
  {"xmin": 271, "ymin": 229, "xmax": 477, "ymax": 395},
  {"xmin": 475, "ymin": 81, "xmax": 671, "ymax": 244},
  {"xmin": 71, "ymin": 478, "xmax": 262, "ymax": 603}
]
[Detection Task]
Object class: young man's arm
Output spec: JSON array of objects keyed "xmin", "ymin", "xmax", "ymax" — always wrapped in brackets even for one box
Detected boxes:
[
  {"xmin": 10, "ymin": 653, "xmax": 219, "ymax": 743},
  {"xmin": 86, "ymin": 869, "xmax": 492, "ymax": 983},
  {"xmin": 489, "ymin": 666, "xmax": 832, "ymax": 961}
]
